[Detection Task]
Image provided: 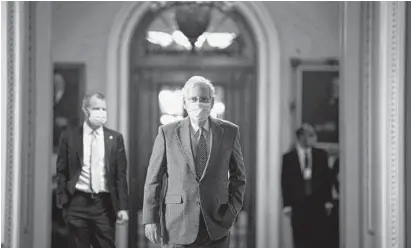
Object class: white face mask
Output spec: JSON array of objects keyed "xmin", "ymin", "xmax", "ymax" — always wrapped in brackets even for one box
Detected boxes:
[
  {"xmin": 186, "ymin": 102, "xmax": 211, "ymax": 122},
  {"xmin": 88, "ymin": 109, "xmax": 107, "ymax": 127}
]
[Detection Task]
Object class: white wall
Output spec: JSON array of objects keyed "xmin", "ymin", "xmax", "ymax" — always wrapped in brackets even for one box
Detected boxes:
[
  {"xmin": 51, "ymin": 2, "xmax": 340, "ymax": 248},
  {"xmin": 52, "ymin": 2, "xmax": 122, "ymax": 93},
  {"xmin": 34, "ymin": 3, "xmax": 53, "ymax": 248}
]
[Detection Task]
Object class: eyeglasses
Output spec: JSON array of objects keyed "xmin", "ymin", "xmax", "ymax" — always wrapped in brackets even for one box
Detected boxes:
[{"xmin": 186, "ymin": 97, "xmax": 211, "ymax": 103}]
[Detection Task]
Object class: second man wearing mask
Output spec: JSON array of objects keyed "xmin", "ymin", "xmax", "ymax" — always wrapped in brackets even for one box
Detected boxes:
[
  {"xmin": 56, "ymin": 93, "xmax": 129, "ymax": 248},
  {"xmin": 143, "ymin": 76, "xmax": 247, "ymax": 248}
]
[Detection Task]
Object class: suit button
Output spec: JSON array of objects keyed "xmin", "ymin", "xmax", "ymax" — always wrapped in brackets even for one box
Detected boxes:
[{"xmin": 197, "ymin": 201, "xmax": 200, "ymax": 206}]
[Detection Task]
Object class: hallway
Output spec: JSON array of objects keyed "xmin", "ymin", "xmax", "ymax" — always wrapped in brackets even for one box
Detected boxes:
[{"xmin": 1, "ymin": 2, "xmax": 408, "ymax": 248}]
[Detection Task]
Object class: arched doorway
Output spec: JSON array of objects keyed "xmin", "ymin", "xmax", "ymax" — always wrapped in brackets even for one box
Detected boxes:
[
  {"xmin": 128, "ymin": 2, "xmax": 256, "ymax": 248},
  {"xmin": 106, "ymin": 1, "xmax": 281, "ymax": 248}
]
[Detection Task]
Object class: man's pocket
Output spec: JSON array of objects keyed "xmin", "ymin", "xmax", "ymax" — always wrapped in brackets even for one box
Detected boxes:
[{"xmin": 217, "ymin": 204, "xmax": 236, "ymax": 229}]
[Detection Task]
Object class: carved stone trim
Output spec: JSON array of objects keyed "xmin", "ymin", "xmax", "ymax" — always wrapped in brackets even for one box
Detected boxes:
[
  {"xmin": 386, "ymin": 3, "xmax": 405, "ymax": 248},
  {"xmin": 3, "ymin": 2, "xmax": 36, "ymax": 247},
  {"xmin": 4, "ymin": 2, "xmax": 16, "ymax": 247},
  {"xmin": 378, "ymin": 2, "xmax": 406, "ymax": 248},
  {"xmin": 22, "ymin": 1, "xmax": 35, "ymax": 237}
]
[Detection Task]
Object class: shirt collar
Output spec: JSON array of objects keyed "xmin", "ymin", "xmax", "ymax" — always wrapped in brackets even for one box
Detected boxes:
[
  {"xmin": 190, "ymin": 118, "xmax": 210, "ymax": 134},
  {"xmin": 83, "ymin": 122, "xmax": 103, "ymax": 136},
  {"xmin": 296, "ymin": 143, "xmax": 312, "ymax": 154}
]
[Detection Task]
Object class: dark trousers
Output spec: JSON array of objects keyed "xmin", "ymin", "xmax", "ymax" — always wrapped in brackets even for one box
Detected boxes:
[
  {"xmin": 163, "ymin": 212, "xmax": 230, "ymax": 248},
  {"xmin": 64, "ymin": 191, "xmax": 115, "ymax": 248},
  {"xmin": 291, "ymin": 199, "xmax": 328, "ymax": 248},
  {"xmin": 328, "ymin": 200, "xmax": 339, "ymax": 248}
]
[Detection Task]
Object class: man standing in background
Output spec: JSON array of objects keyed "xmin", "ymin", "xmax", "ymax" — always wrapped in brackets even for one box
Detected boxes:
[
  {"xmin": 281, "ymin": 124, "xmax": 333, "ymax": 248},
  {"xmin": 56, "ymin": 93, "xmax": 129, "ymax": 248}
]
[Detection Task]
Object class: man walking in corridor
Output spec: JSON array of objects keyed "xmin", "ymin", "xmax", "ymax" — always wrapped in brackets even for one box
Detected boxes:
[{"xmin": 143, "ymin": 76, "xmax": 247, "ymax": 248}]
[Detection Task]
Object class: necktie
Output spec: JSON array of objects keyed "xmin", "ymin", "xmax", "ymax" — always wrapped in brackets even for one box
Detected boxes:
[
  {"xmin": 90, "ymin": 131, "xmax": 101, "ymax": 193},
  {"xmin": 195, "ymin": 128, "xmax": 208, "ymax": 179},
  {"xmin": 304, "ymin": 150, "xmax": 312, "ymax": 196}
]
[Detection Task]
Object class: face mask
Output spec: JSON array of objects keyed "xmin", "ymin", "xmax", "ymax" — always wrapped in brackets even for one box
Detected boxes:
[
  {"xmin": 88, "ymin": 109, "xmax": 107, "ymax": 127},
  {"xmin": 186, "ymin": 102, "xmax": 211, "ymax": 122}
]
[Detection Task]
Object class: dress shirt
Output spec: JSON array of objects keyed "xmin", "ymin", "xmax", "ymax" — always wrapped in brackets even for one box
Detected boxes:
[
  {"xmin": 75, "ymin": 122, "xmax": 108, "ymax": 193},
  {"xmin": 296, "ymin": 144, "xmax": 312, "ymax": 179}
]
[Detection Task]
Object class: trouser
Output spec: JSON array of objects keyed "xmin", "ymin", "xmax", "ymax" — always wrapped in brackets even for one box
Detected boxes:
[
  {"xmin": 64, "ymin": 191, "xmax": 115, "ymax": 248},
  {"xmin": 162, "ymin": 212, "xmax": 230, "ymax": 248}
]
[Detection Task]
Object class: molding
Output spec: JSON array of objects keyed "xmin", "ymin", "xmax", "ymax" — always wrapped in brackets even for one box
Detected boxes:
[
  {"xmin": 290, "ymin": 57, "xmax": 339, "ymax": 68},
  {"xmin": 405, "ymin": 3, "xmax": 411, "ymax": 248},
  {"xmin": 4, "ymin": 2, "xmax": 16, "ymax": 247},
  {"xmin": 22, "ymin": 2, "xmax": 35, "ymax": 238},
  {"xmin": 3, "ymin": 2, "xmax": 39, "ymax": 247},
  {"xmin": 361, "ymin": 1, "xmax": 375, "ymax": 236},
  {"xmin": 377, "ymin": 2, "xmax": 406, "ymax": 248},
  {"xmin": 340, "ymin": 3, "xmax": 362, "ymax": 248},
  {"xmin": 10, "ymin": 2, "xmax": 25, "ymax": 247},
  {"xmin": 106, "ymin": 2, "xmax": 282, "ymax": 247}
]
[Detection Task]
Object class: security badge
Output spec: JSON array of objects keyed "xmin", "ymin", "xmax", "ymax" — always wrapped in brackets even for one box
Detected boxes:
[{"xmin": 303, "ymin": 168, "xmax": 312, "ymax": 179}]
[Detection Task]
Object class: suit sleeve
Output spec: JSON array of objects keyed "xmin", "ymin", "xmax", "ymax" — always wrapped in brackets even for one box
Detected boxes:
[
  {"xmin": 322, "ymin": 151, "xmax": 333, "ymax": 203},
  {"xmin": 116, "ymin": 134, "xmax": 129, "ymax": 211},
  {"xmin": 56, "ymin": 131, "xmax": 69, "ymax": 209},
  {"xmin": 142, "ymin": 126, "xmax": 167, "ymax": 224},
  {"xmin": 281, "ymin": 154, "xmax": 292, "ymax": 208},
  {"xmin": 228, "ymin": 127, "xmax": 247, "ymax": 215}
]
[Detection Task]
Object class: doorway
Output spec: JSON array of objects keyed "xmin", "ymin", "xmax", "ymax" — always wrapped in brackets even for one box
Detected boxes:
[{"xmin": 127, "ymin": 3, "xmax": 257, "ymax": 248}]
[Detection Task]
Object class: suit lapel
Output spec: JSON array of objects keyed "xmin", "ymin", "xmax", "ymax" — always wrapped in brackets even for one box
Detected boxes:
[
  {"xmin": 175, "ymin": 118, "xmax": 196, "ymax": 176},
  {"xmin": 75, "ymin": 126, "xmax": 84, "ymax": 166},
  {"xmin": 200, "ymin": 117, "xmax": 224, "ymax": 181},
  {"xmin": 103, "ymin": 127, "xmax": 113, "ymax": 172}
]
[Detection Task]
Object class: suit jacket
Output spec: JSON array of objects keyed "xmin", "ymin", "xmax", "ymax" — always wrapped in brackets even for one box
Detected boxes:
[
  {"xmin": 55, "ymin": 125, "xmax": 129, "ymax": 214},
  {"xmin": 142, "ymin": 117, "xmax": 247, "ymax": 244},
  {"xmin": 281, "ymin": 147, "xmax": 332, "ymax": 209}
]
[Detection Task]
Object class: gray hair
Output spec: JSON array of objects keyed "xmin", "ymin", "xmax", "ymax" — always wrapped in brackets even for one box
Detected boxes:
[
  {"xmin": 82, "ymin": 92, "xmax": 106, "ymax": 110},
  {"xmin": 182, "ymin": 76, "xmax": 215, "ymax": 100}
]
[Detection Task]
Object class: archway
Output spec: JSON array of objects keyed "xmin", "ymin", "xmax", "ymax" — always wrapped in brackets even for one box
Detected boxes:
[{"xmin": 106, "ymin": 2, "xmax": 281, "ymax": 248}]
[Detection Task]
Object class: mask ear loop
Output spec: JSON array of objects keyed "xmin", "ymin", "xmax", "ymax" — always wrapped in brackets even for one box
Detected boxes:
[{"xmin": 85, "ymin": 108, "xmax": 91, "ymax": 118}]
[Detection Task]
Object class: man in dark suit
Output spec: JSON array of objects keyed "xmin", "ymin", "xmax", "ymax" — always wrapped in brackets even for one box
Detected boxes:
[
  {"xmin": 56, "ymin": 92, "xmax": 129, "ymax": 248},
  {"xmin": 281, "ymin": 124, "xmax": 333, "ymax": 248},
  {"xmin": 143, "ymin": 76, "xmax": 247, "ymax": 248}
]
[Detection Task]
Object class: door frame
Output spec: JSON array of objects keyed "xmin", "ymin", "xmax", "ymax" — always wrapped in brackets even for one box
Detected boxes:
[{"xmin": 106, "ymin": 2, "xmax": 282, "ymax": 247}]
